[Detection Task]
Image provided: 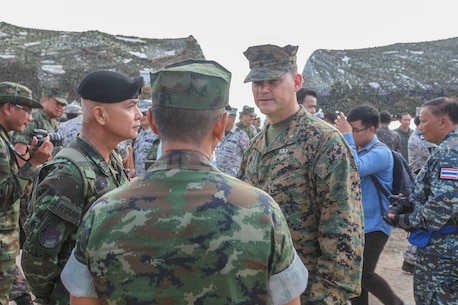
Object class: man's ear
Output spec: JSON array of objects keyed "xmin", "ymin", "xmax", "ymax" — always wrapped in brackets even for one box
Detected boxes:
[
  {"xmin": 293, "ymin": 73, "xmax": 303, "ymax": 91},
  {"xmin": 214, "ymin": 112, "xmax": 228, "ymax": 141},
  {"xmin": 1, "ymin": 103, "xmax": 12, "ymax": 115},
  {"xmin": 92, "ymin": 105, "xmax": 106, "ymax": 125},
  {"xmin": 147, "ymin": 108, "xmax": 159, "ymax": 135}
]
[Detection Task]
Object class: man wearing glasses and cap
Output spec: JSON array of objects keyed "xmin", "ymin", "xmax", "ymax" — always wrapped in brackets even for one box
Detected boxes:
[
  {"xmin": 236, "ymin": 105, "xmax": 257, "ymax": 139},
  {"xmin": 11, "ymin": 87, "xmax": 68, "ymax": 165},
  {"xmin": 0, "ymin": 82, "xmax": 53, "ymax": 305}
]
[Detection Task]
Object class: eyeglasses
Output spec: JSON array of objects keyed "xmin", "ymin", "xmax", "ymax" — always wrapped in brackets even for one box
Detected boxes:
[
  {"xmin": 352, "ymin": 126, "xmax": 371, "ymax": 133},
  {"xmin": 15, "ymin": 104, "xmax": 32, "ymax": 115}
]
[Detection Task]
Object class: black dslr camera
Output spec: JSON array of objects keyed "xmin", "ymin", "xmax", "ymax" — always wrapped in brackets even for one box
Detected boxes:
[
  {"xmin": 383, "ymin": 195, "xmax": 413, "ymax": 226},
  {"xmin": 31, "ymin": 129, "xmax": 63, "ymax": 148}
]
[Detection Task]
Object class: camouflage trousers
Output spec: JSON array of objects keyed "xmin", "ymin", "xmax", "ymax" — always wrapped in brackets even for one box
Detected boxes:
[
  {"xmin": 9, "ymin": 263, "xmax": 32, "ymax": 302},
  {"xmin": 414, "ymin": 240, "xmax": 458, "ymax": 304},
  {"xmin": 0, "ymin": 229, "xmax": 19, "ymax": 305}
]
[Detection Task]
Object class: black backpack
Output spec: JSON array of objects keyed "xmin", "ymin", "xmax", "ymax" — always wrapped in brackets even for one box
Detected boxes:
[{"xmin": 370, "ymin": 142, "xmax": 416, "ymax": 198}]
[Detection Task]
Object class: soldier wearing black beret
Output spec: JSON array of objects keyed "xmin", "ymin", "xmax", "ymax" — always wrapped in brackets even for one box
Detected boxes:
[{"xmin": 21, "ymin": 70, "xmax": 144, "ymax": 305}]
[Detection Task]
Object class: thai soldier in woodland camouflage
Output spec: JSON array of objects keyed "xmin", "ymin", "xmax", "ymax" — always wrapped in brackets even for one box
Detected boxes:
[
  {"xmin": 0, "ymin": 82, "xmax": 53, "ymax": 305},
  {"xmin": 11, "ymin": 87, "xmax": 68, "ymax": 161},
  {"xmin": 61, "ymin": 60, "xmax": 308, "ymax": 305},
  {"xmin": 238, "ymin": 44, "xmax": 364, "ymax": 305},
  {"xmin": 388, "ymin": 97, "xmax": 458, "ymax": 305},
  {"xmin": 214, "ymin": 107, "xmax": 249, "ymax": 177},
  {"xmin": 236, "ymin": 105, "xmax": 257, "ymax": 139},
  {"xmin": 21, "ymin": 71, "xmax": 143, "ymax": 305}
]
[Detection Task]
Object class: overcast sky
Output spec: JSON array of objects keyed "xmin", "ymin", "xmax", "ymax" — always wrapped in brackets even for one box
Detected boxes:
[{"xmin": 1, "ymin": 0, "xmax": 457, "ymax": 118}]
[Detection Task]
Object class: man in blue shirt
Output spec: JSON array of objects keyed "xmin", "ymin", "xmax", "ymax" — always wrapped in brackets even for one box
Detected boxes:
[{"xmin": 335, "ymin": 104, "xmax": 406, "ymax": 305}]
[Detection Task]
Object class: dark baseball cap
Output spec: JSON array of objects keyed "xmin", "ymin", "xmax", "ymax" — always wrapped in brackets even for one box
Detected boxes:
[
  {"xmin": 77, "ymin": 70, "xmax": 144, "ymax": 103},
  {"xmin": 239, "ymin": 105, "xmax": 255, "ymax": 116}
]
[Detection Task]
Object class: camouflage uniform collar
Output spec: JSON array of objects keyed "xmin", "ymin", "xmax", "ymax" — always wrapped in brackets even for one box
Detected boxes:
[
  {"xmin": 73, "ymin": 136, "xmax": 118, "ymax": 177},
  {"xmin": 154, "ymin": 150, "xmax": 214, "ymax": 170}
]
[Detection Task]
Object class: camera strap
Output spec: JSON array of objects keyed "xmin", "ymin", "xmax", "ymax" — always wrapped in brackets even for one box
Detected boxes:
[{"xmin": 0, "ymin": 125, "xmax": 30, "ymax": 163}]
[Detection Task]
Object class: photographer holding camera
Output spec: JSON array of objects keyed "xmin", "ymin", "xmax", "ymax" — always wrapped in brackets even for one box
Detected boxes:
[
  {"xmin": 387, "ymin": 97, "xmax": 458, "ymax": 305},
  {"xmin": 0, "ymin": 82, "xmax": 54, "ymax": 305},
  {"xmin": 11, "ymin": 87, "xmax": 67, "ymax": 165}
]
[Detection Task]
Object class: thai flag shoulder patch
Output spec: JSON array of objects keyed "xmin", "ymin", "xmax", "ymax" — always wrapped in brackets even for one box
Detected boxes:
[{"xmin": 440, "ymin": 168, "xmax": 458, "ymax": 180}]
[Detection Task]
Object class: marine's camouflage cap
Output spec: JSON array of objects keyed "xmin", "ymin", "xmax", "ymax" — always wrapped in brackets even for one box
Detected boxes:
[
  {"xmin": 150, "ymin": 60, "xmax": 231, "ymax": 110},
  {"xmin": 43, "ymin": 87, "xmax": 69, "ymax": 105},
  {"xmin": 0, "ymin": 82, "xmax": 42, "ymax": 109},
  {"xmin": 243, "ymin": 44, "xmax": 298, "ymax": 83}
]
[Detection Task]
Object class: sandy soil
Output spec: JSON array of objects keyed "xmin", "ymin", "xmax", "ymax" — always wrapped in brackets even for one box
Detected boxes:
[{"xmin": 368, "ymin": 227, "xmax": 415, "ymax": 305}]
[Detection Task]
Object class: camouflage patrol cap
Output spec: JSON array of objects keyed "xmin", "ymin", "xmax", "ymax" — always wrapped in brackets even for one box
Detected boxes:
[
  {"xmin": 0, "ymin": 82, "xmax": 42, "ymax": 108},
  {"xmin": 239, "ymin": 105, "xmax": 255, "ymax": 116},
  {"xmin": 43, "ymin": 87, "xmax": 69, "ymax": 105},
  {"xmin": 150, "ymin": 60, "xmax": 231, "ymax": 110},
  {"xmin": 243, "ymin": 44, "xmax": 298, "ymax": 83}
]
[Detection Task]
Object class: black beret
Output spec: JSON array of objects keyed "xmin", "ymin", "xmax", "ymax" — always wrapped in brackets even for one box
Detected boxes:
[{"xmin": 77, "ymin": 70, "xmax": 144, "ymax": 103}]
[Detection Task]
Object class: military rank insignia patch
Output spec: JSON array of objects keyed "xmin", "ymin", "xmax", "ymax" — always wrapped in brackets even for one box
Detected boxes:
[{"xmin": 39, "ymin": 220, "xmax": 66, "ymax": 249}]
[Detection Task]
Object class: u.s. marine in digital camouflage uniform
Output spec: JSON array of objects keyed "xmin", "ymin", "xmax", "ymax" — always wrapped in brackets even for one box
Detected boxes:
[
  {"xmin": 21, "ymin": 71, "xmax": 143, "ymax": 305},
  {"xmin": 0, "ymin": 82, "xmax": 52, "ymax": 305},
  {"xmin": 238, "ymin": 44, "xmax": 364, "ymax": 305},
  {"xmin": 61, "ymin": 60, "xmax": 308, "ymax": 305},
  {"xmin": 388, "ymin": 97, "xmax": 458, "ymax": 305}
]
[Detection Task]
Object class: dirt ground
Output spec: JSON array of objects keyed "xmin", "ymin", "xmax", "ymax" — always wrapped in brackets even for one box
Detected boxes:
[{"xmin": 368, "ymin": 227, "xmax": 415, "ymax": 305}]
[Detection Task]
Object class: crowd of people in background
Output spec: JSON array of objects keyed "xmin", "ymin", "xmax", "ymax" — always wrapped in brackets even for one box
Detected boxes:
[{"xmin": 0, "ymin": 43, "xmax": 456, "ymax": 305}]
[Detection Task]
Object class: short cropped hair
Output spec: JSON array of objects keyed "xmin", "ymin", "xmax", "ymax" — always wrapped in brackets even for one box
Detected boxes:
[
  {"xmin": 152, "ymin": 105, "xmax": 225, "ymax": 143},
  {"xmin": 422, "ymin": 96, "xmax": 458, "ymax": 124},
  {"xmin": 296, "ymin": 87, "xmax": 317, "ymax": 104},
  {"xmin": 346, "ymin": 104, "xmax": 380, "ymax": 129}
]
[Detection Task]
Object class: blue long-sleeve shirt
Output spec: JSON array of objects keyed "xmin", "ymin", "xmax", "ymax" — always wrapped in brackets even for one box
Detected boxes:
[{"xmin": 344, "ymin": 134, "xmax": 394, "ymax": 235}]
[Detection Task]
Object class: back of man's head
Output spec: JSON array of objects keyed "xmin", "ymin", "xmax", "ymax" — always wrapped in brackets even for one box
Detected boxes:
[
  {"xmin": 150, "ymin": 60, "xmax": 231, "ymax": 142},
  {"xmin": 296, "ymin": 88, "xmax": 317, "ymax": 104},
  {"xmin": 379, "ymin": 111, "xmax": 392, "ymax": 124}
]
